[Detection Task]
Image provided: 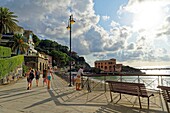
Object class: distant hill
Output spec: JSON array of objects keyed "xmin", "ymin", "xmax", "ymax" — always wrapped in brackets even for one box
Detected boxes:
[
  {"xmin": 33, "ymin": 37, "xmax": 90, "ymax": 69},
  {"xmin": 121, "ymin": 65, "xmax": 143, "ymax": 74}
]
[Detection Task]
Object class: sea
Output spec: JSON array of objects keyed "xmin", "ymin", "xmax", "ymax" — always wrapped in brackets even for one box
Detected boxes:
[
  {"xmin": 90, "ymin": 66, "xmax": 170, "ymax": 90},
  {"xmin": 135, "ymin": 66, "xmax": 170, "ymax": 75}
]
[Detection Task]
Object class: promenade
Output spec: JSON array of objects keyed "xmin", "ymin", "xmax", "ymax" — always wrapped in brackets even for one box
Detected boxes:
[{"xmin": 0, "ymin": 74, "xmax": 168, "ymax": 113}]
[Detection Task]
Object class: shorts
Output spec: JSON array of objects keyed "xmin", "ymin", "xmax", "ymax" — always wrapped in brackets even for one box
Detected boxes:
[
  {"xmin": 43, "ymin": 78, "xmax": 47, "ymax": 83},
  {"xmin": 75, "ymin": 77, "xmax": 81, "ymax": 84},
  {"xmin": 27, "ymin": 78, "xmax": 32, "ymax": 83},
  {"xmin": 36, "ymin": 75, "xmax": 40, "ymax": 80},
  {"xmin": 47, "ymin": 76, "xmax": 51, "ymax": 80}
]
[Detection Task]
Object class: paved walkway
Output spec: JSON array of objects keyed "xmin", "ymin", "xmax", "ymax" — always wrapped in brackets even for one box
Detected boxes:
[{"xmin": 0, "ymin": 74, "xmax": 168, "ymax": 113}]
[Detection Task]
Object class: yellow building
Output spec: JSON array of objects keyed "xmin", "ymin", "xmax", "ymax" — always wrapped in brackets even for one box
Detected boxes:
[{"xmin": 94, "ymin": 58, "xmax": 117, "ymax": 72}]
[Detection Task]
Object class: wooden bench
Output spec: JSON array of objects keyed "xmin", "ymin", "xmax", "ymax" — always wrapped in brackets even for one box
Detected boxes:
[
  {"xmin": 157, "ymin": 85, "xmax": 170, "ymax": 113},
  {"xmin": 106, "ymin": 80, "xmax": 154, "ymax": 109}
]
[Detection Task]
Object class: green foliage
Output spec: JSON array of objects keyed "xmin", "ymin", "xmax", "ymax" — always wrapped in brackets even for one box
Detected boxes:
[
  {"xmin": 0, "ymin": 7, "xmax": 19, "ymax": 34},
  {"xmin": 121, "ymin": 65, "xmax": 142, "ymax": 73},
  {"xmin": 12, "ymin": 34, "xmax": 29, "ymax": 55},
  {"xmin": 37, "ymin": 39, "xmax": 68, "ymax": 53},
  {"xmin": 50, "ymin": 50, "xmax": 70, "ymax": 67},
  {"xmin": 0, "ymin": 55, "xmax": 24, "ymax": 79},
  {"xmin": 0, "ymin": 34, "xmax": 2, "ymax": 40},
  {"xmin": 89, "ymin": 67, "xmax": 101, "ymax": 74},
  {"xmin": 0, "ymin": 46, "xmax": 11, "ymax": 58},
  {"xmin": 22, "ymin": 64, "xmax": 29, "ymax": 76},
  {"xmin": 36, "ymin": 39, "xmax": 88, "ymax": 68},
  {"xmin": 32, "ymin": 34, "xmax": 40, "ymax": 47}
]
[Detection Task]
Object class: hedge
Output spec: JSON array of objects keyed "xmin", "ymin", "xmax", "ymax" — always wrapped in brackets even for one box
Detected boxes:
[
  {"xmin": 0, "ymin": 55, "xmax": 24, "ymax": 79},
  {"xmin": 0, "ymin": 46, "xmax": 11, "ymax": 58}
]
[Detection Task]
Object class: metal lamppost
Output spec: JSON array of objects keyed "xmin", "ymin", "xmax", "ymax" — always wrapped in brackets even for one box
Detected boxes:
[{"xmin": 66, "ymin": 14, "xmax": 75, "ymax": 87}]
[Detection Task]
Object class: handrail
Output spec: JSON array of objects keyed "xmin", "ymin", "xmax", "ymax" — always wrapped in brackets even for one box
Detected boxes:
[{"xmin": 81, "ymin": 73, "xmax": 170, "ymax": 92}]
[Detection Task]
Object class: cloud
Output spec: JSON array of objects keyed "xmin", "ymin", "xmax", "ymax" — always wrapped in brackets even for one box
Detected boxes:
[
  {"xmin": 127, "ymin": 43, "xmax": 135, "ymax": 50},
  {"xmin": 102, "ymin": 15, "xmax": 110, "ymax": 21},
  {"xmin": 1, "ymin": 0, "xmax": 170, "ymax": 67},
  {"xmin": 156, "ymin": 15, "xmax": 170, "ymax": 38},
  {"xmin": 110, "ymin": 21, "xmax": 119, "ymax": 27}
]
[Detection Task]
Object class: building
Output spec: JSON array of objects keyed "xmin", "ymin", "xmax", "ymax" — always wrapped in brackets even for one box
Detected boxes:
[
  {"xmin": 0, "ymin": 34, "xmax": 14, "ymax": 48},
  {"xmin": 94, "ymin": 58, "xmax": 116, "ymax": 72},
  {"xmin": 24, "ymin": 55, "xmax": 48, "ymax": 72},
  {"xmin": 23, "ymin": 30, "xmax": 37, "ymax": 55},
  {"xmin": 45, "ymin": 54, "xmax": 52, "ymax": 68},
  {"xmin": 115, "ymin": 64, "xmax": 122, "ymax": 72},
  {"xmin": 0, "ymin": 28, "xmax": 52, "ymax": 71},
  {"xmin": 0, "ymin": 26, "xmax": 24, "ymax": 49}
]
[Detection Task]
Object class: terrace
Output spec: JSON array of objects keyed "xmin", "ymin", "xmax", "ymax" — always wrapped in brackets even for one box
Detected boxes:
[{"xmin": 0, "ymin": 73, "xmax": 169, "ymax": 112}]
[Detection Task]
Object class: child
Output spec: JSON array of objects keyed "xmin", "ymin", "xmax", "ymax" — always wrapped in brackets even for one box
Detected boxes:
[
  {"xmin": 75, "ymin": 67, "xmax": 84, "ymax": 90},
  {"xmin": 75, "ymin": 75, "xmax": 81, "ymax": 90}
]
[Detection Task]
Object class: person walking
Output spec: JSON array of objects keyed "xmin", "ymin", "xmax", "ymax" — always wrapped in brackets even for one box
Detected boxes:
[
  {"xmin": 27, "ymin": 69, "xmax": 35, "ymax": 90},
  {"xmin": 26, "ymin": 67, "xmax": 32, "ymax": 90},
  {"xmin": 35, "ymin": 69, "xmax": 40, "ymax": 87},
  {"xmin": 75, "ymin": 67, "xmax": 84, "ymax": 90},
  {"xmin": 43, "ymin": 69, "xmax": 47, "ymax": 87},
  {"xmin": 47, "ymin": 66, "xmax": 54, "ymax": 90}
]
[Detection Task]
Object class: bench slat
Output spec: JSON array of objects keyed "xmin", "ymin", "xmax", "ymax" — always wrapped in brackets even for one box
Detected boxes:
[
  {"xmin": 106, "ymin": 80, "xmax": 153, "ymax": 109},
  {"xmin": 157, "ymin": 85, "xmax": 170, "ymax": 112},
  {"xmin": 107, "ymin": 80, "xmax": 148, "ymax": 97}
]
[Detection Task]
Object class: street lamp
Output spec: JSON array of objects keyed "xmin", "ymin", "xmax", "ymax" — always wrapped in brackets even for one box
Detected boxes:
[{"xmin": 66, "ymin": 14, "xmax": 75, "ymax": 87}]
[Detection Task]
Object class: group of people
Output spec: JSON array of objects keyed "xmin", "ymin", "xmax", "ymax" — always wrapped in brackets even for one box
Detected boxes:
[
  {"xmin": 25, "ymin": 66, "xmax": 84, "ymax": 91},
  {"xmin": 26, "ymin": 66, "xmax": 54, "ymax": 90}
]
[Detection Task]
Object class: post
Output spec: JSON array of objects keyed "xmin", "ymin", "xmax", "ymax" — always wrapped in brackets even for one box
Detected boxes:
[
  {"xmin": 66, "ymin": 15, "xmax": 75, "ymax": 87},
  {"xmin": 69, "ymin": 15, "xmax": 72, "ymax": 87}
]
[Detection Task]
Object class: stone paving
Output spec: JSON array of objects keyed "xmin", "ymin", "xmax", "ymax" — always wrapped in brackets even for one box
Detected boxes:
[{"xmin": 0, "ymin": 74, "xmax": 169, "ymax": 113}]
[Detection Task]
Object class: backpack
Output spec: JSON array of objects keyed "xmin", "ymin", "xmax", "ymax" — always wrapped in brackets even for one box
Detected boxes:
[
  {"xmin": 36, "ymin": 71, "xmax": 40, "ymax": 76},
  {"xmin": 29, "ymin": 72, "xmax": 34, "ymax": 80}
]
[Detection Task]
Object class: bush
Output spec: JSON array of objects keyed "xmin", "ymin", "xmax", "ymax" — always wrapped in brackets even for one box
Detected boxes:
[
  {"xmin": 0, "ymin": 55, "xmax": 24, "ymax": 79},
  {"xmin": 22, "ymin": 64, "xmax": 29, "ymax": 76},
  {"xmin": 0, "ymin": 46, "xmax": 11, "ymax": 58}
]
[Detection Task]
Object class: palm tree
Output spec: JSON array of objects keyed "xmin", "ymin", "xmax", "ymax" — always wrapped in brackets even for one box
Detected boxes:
[
  {"xmin": 12, "ymin": 34, "xmax": 29, "ymax": 55},
  {"xmin": 0, "ymin": 7, "xmax": 19, "ymax": 34}
]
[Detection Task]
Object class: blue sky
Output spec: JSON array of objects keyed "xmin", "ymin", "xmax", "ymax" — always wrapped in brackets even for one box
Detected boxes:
[
  {"xmin": 1, "ymin": 0, "xmax": 170, "ymax": 67},
  {"xmin": 94, "ymin": 0, "xmax": 129, "ymax": 30}
]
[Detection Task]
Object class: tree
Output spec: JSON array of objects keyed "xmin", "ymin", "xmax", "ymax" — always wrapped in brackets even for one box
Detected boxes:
[
  {"xmin": 50, "ymin": 50, "xmax": 70, "ymax": 67},
  {"xmin": 12, "ymin": 34, "xmax": 29, "ymax": 55},
  {"xmin": 32, "ymin": 34, "xmax": 40, "ymax": 47},
  {"xmin": 0, "ymin": 33, "xmax": 2, "ymax": 40},
  {"xmin": 0, "ymin": 7, "xmax": 19, "ymax": 34}
]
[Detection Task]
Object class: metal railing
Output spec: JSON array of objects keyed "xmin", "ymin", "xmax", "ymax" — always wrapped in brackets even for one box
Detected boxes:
[{"xmin": 81, "ymin": 73, "xmax": 170, "ymax": 92}]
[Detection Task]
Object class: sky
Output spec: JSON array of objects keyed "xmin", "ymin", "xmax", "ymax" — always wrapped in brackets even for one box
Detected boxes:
[{"xmin": 1, "ymin": 0, "xmax": 170, "ymax": 67}]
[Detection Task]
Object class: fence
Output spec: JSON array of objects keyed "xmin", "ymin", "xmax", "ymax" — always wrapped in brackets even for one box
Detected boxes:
[{"xmin": 81, "ymin": 73, "xmax": 170, "ymax": 92}]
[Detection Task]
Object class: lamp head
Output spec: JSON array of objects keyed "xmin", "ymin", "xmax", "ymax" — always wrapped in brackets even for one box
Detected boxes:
[
  {"xmin": 70, "ymin": 15, "xmax": 75, "ymax": 24},
  {"xmin": 66, "ymin": 25, "xmax": 70, "ymax": 30},
  {"xmin": 70, "ymin": 19, "xmax": 75, "ymax": 24}
]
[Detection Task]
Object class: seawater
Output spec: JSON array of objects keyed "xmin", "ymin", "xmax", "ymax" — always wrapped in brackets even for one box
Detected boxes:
[
  {"xmin": 137, "ymin": 66, "xmax": 170, "ymax": 75},
  {"xmin": 91, "ymin": 66, "xmax": 170, "ymax": 90}
]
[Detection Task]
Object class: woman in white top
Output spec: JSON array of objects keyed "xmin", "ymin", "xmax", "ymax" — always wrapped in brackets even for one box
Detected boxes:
[
  {"xmin": 75, "ymin": 67, "xmax": 84, "ymax": 90},
  {"xmin": 47, "ymin": 66, "xmax": 54, "ymax": 89}
]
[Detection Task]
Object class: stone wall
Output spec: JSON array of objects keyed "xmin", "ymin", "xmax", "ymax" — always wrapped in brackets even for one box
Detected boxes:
[{"xmin": 0, "ymin": 64, "xmax": 23, "ymax": 85}]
